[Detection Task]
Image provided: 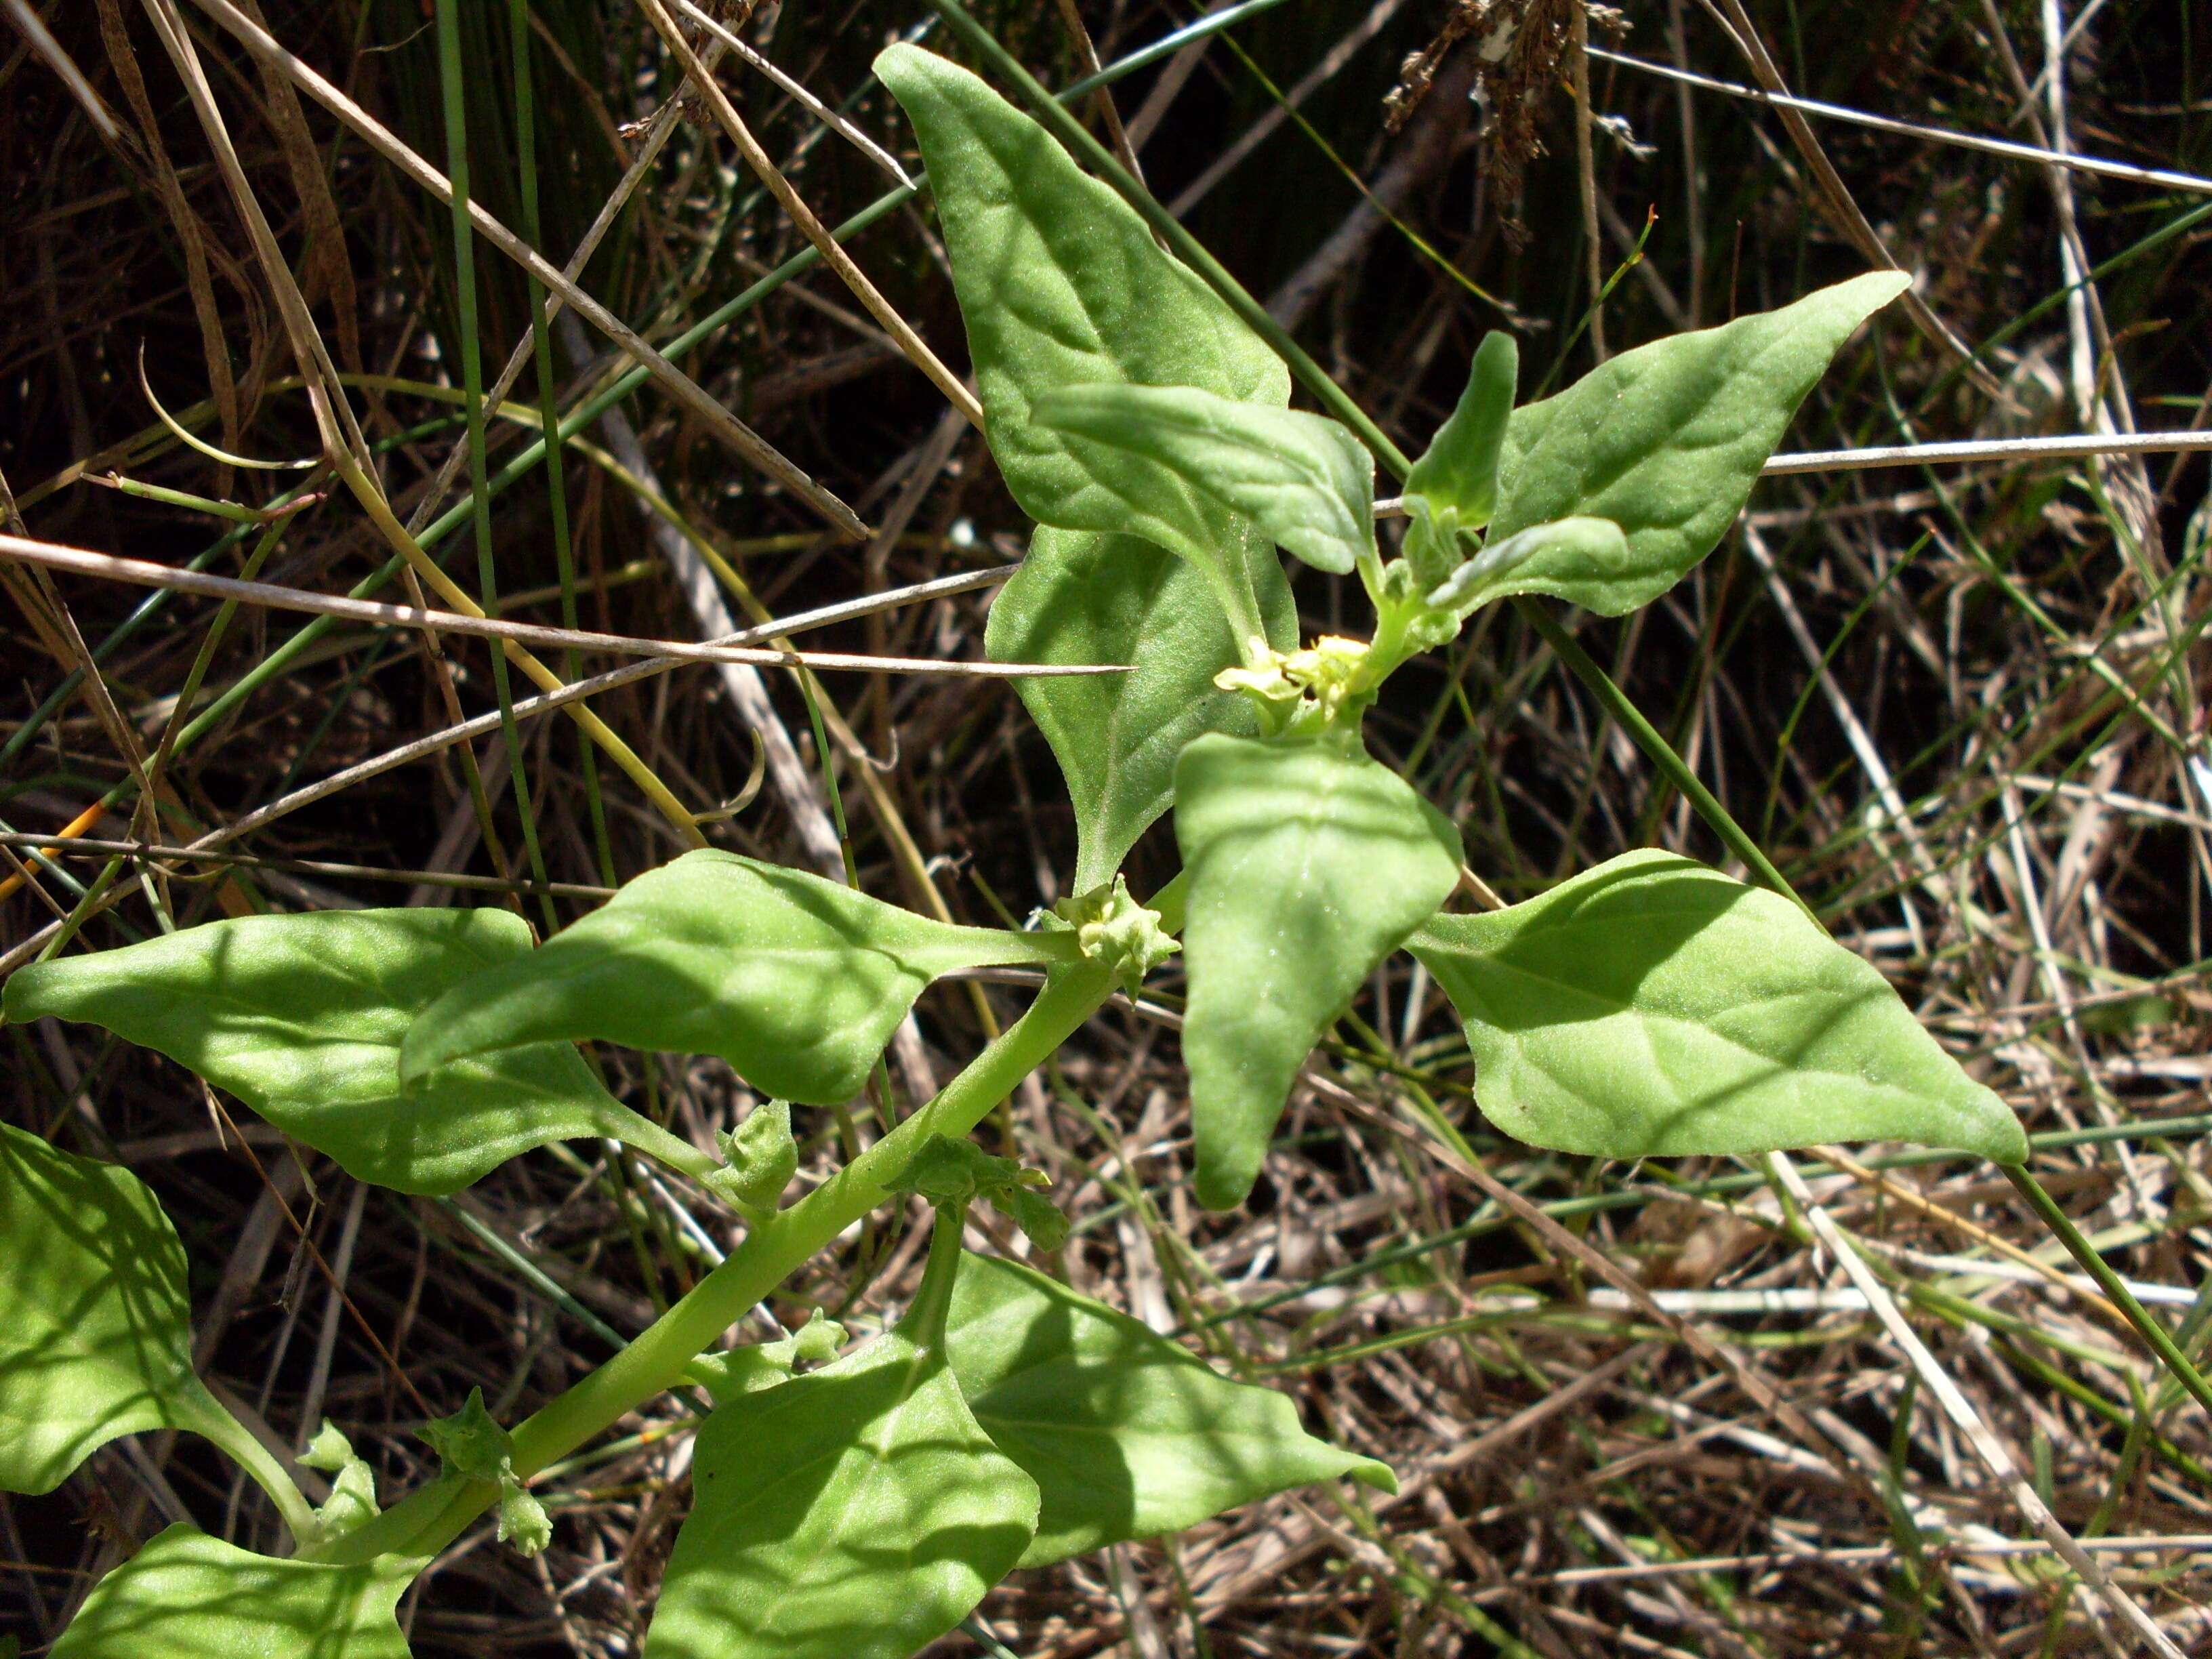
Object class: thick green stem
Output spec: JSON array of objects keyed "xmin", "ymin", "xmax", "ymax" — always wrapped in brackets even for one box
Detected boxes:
[
  {"xmin": 2003, "ymin": 1162, "xmax": 2212, "ymax": 1420},
  {"xmin": 305, "ymin": 961, "xmax": 1116, "ymax": 1565}
]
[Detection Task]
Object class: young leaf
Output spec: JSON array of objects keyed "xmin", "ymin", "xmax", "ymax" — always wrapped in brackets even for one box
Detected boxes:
[
  {"xmin": 1483, "ymin": 271, "xmax": 1910, "ymax": 615},
  {"xmin": 989, "ymin": 1183, "xmax": 1071, "ymax": 1251},
  {"xmin": 49, "ymin": 1524, "xmax": 413, "ymax": 1659},
  {"xmin": 1175, "ymin": 735, "xmax": 1463, "ymax": 1208},
  {"xmin": 402, "ymin": 852, "xmax": 1074, "ymax": 1104},
  {"xmin": 1408, "ymin": 851, "xmax": 2029, "ymax": 1163},
  {"xmin": 300, "ymin": 1421, "xmax": 380, "ymax": 1541},
  {"xmin": 0, "ymin": 1123, "xmax": 222, "ymax": 1495},
  {"xmin": 877, "ymin": 44, "xmax": 1290, "ymax": 642},
  {"xmin": 4, "ymin": 909, "xmax": 693, "ymax": 1195},
  {"xmin": 648, "ymin": 1232, "xmax": 1037, "ymax": 1659},
  {"xmin": 1406, "ymin": 329, "xmax": 1517, "ymax": 527},
  {"xmin": 947, "ymin": 1253, "xmax": 1392, "ymax": 1566},
  {"xmin": 1031, "ymin": 384, "xmax": 1376, "ymax": 576},
  {"xmin": 985, "ymin": 525, "xmax": 1294, "ymax": 892},
  {"xmin": 1422, "ymin": 516, "xmax": 1628, "ymax": 615}
]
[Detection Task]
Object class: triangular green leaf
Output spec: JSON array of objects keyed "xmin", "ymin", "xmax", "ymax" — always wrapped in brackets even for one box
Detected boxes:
[
  {"xmin": 5, "ymin": 909, "xmax": 690, "ymax": 1195},
  {"xmin": 1409, "ymin": 851, "xmax": 2028, "ymax": 1162},
  {"xmin": 1030, "ymin": 384, "xmax": 1376, "ymax": 575},
  {"xmin": 1175, "ymin": 735, "xmax": 1463, "ymax": 1208},
  {"xmin": 877, "ymin": 43, "xmax": 1290, "ymax": 642},
  {"xmin": 0, "ymin": 1124, "xmax": 214, "ymax": 1494},
  {"xmin": 50, "ymin": 1525, "xmax": 413, "ymax": 1659},
  {"xmin": 648, "ymin": 1269, "xmax": 1037, "ymax": 1659},
  {"xmin": 947, "ymin": 1253, "xmax": 1391, "ymax": 1566},
  {"xmin": 1486, "ymin": 272, "xmax": 1910, "ymax": 615},
  {"xmin": 402, "ymin": 851, "xmax": 1071, "ymax": 1105},
  {"xmin": 985, "ymin": 526, "xmax": 1294, "ymax": 892}
]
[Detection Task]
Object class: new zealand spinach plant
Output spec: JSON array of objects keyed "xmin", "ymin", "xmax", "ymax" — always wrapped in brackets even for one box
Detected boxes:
[{"xmin": 1, "ymin": 39, "xmax": 2031, "ymax": 1659}]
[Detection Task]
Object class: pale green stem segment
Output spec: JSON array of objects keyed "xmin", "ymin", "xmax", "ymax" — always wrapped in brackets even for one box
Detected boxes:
[
  {"xmin": 304, "ymin": 960, "xmax": 1119, "ymax": 1566},
  {"xmin": 1143, "ymin": 869, "xmax": 1187, "ymax": 937},
  {"xmin": 173, "ymin": 1387, "xmax": 323, "ymax": 1547},
  {"xmin": 2003, "ymin": 1163, "xmax": 2212, "ymax": 1420}
]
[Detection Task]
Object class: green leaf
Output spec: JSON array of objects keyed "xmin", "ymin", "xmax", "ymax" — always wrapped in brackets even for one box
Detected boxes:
[
  {"xmin": 0, "ymin": 1123, "xmax": 223, "ymax": 1495},
  {"xmin": 947, "ymin": 1253, "xmax": 1391, "ymax": 1566},
  {"xmin": 1486, "ymin": 272, "xmax": 1910, "ymax": 615},
  {"xmin": 1407, "ymin": 329, "xmax": 1517, "ymax": 527},
  {"xmin": 1422, "ymin": 516, "xmax": 1629, "ymax": 615},
  {"xmin": 1031, "ymin": 384, "xmax": 1376, "ymax": 576},
  {"xmin": 985, "ymin": 525, "xmax": 1294, "ymax": 892},
  {"xmin": 49, "ymin": 1525, "xmax": 412, "ymax": 1659},
  {"xmin": 1175, "ymin": 735, "xmax": 1463, "ymax": 1208},
  {"xmin": 1408, "ymin": 851, "xmax": 2029, "ymax": 1162},
  {"xmin": 402, "ymin": 851, "xmax": 1071, "ymax": 1105},
  {"xmin": 877, "ymin": 43, "xmax": 1290, "ymax": 642},
  {"xmin": 4, "ymin": 909, "xmax": 688, "ymax": 1195},
  {"xmin": 648, "ymin": 1244, "xmax": 1037, "ymax": 1659}
]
